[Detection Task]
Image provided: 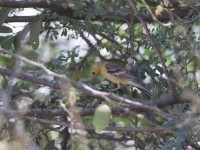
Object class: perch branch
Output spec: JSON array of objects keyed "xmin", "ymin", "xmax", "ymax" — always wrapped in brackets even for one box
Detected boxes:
[{"xmin": 26, "ymin": 116, "xmax": 172, "ymax": 132}]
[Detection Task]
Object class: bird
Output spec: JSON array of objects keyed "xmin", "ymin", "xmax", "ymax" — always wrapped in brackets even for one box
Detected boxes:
[{"xmin": 91, "ymin": 61, "xmax": 152, "ymax": 96}]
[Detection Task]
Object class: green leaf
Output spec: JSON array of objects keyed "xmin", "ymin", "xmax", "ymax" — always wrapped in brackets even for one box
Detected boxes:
[
  {"xmin": 23, "ymin": 50, "xmax": 38, "ymax": 60},
  {"xmin": 0, "ymin": 8, "xmax": 11, "ymax": 26},
  {"xmin": 93, "ymin": 104, "xmax": 111, "ymax": 132},
  {"xmin": 0, "ymin": 25, "xmax": 12, "ymax": 33},
  {"xmin": 14, "ymin": 24, "xmax": 30, "ymax": 50},
  {"xmin": 30, "ymin": 19, "xmax": 42, "ymax": 49},
  {"xmin": 44, "ymin": 140, "xmax": 55, "ymax": 150},
  {"xmin": 0, "ymin": 54, "xmax": 13, "ymax": 67},
  {"xmin": 117, "ymin": 30, "xmax": 126, "ymax": 37},
  {"xmin": 0, "ymin": 36, "xmax": 14, "ymax": 49},
  {"xmin": 137, "ymin": 119, "xmax": 149, "ymax": 127}
]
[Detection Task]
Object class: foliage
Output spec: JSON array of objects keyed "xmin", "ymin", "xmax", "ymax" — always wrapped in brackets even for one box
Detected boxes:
[{"xmin": 0, "ymin": 0, "xmax": 199, "ymax": 149}]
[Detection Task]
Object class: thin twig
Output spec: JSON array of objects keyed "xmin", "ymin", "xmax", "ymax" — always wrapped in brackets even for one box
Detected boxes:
[
  {"xmin": 141, "ymin": 0, "xmax": 166, "ymax": 26},
  {"xmin": 128, "ymin": 0, "xmax": 174, "ymax": 93},
  {"xmin": 0, "ymin": 48, "xmax": 70, "ymax": 82},
  {"xmin": 77, "ymin": 82, "xmax": 171, "ymax": 119},
  {"xmin": 0, "ymin": 67, "xmax": 68, "ymax": 89}
]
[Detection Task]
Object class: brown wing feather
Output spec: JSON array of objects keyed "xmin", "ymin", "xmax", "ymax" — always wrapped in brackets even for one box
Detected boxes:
[
  {"xmin": 105, "ymin": 62, "xmax": 152, "ymax": 96},
  {"xmin": 105, "ymin": 62, "xmax": 139, "ymax": 83}
]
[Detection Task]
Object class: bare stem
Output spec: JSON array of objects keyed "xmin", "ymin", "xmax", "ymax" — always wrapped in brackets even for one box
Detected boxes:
[{"xmin": 128, "ymin": 0, "xmax": 174, "ymax": 93}]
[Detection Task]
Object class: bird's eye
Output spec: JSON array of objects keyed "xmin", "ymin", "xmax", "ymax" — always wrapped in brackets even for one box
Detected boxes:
[{"xmin": 92, "ymin": 72, "xmax": 95, "ymax": 75}]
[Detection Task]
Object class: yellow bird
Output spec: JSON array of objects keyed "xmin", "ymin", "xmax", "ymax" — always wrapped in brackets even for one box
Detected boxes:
[{"xmin": 91, "ymin": 61, "xmax": 152, "ymax": 96}]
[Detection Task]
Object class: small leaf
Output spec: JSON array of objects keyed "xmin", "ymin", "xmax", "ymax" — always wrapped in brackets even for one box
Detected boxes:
[
  {"xmin": 13, "ymin": 24, "xmax": 30, "ymax": 50},
  {"xmin": 30, "ymin": 19, "xmax": 42, "ymax": 49},
  {"xmin": 137, "ymin": 119, "xmax": 149, "ymax": 127},
  {"xmin": 44, "ymin": 140, "xmax": 55, "ymax": 150},
  {"xmin": 101, "ymin": 39, "xmax": 108, "ymax": 44},
  {"xmin": 0, "ymin": 25, "xmax": 12, "ymax": 33},
  {"xmin": 0, "ymin": 8, "xmax": 11, "ymax": 26},
  {"xmin": 117, "ymin": 30, "xmax": 126, "ymax": 37},
  {"xmin": 93, "ymin": 104, "xmax": 111, "ymax": 132},
  {"xmin": 0, "ymin": 36, "xmax": 14, "ymax": 49}
]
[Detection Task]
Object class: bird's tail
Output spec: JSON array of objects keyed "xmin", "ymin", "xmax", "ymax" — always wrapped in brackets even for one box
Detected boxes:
[{"xmin": 129, "ymin": 81, "xmax": 153, "ymax": 96}]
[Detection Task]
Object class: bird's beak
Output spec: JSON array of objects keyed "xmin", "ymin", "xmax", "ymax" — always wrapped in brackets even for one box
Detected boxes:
[
  {"xmin": 92, "ymin": 74, "xmax": 98, "ymax": 81},
  {"xmin": 92, "ymin": 75, "xmax": 97, "ymax": 79}
]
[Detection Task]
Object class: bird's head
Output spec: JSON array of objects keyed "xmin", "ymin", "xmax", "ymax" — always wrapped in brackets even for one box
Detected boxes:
[{"xmin": 91, "ymin": 62, "xmax": 102, "ymax": 78}]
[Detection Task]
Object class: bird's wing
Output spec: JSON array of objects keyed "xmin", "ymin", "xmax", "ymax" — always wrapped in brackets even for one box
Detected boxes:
[
  {"xmin": 105, "ymin": 62, "xmax": 125, "ymax": 74},
  {"xmin": 105, "ymin": 62, "xmax": 139, "ymax": 83},
  {"xmin": 105, "ymin": 62, "xmax": 152, "ymax": 96}
]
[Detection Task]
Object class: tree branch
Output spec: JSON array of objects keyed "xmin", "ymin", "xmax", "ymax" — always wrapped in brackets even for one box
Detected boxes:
[
  {"xmin": 0, "ymin": 66, "xmax": 171, "ymax": 119},
  {"xmin": 0, "ymin": 66, "xmax": 192, "ymax": 119},
  {"xmin": 0, "ymin": 0, "xmax": 195, "ymax": 23},
  {"xmin": 0, "ymin": 48, "xmax": 70, "ymax": 82},
  {"xmin": 0, "ymin": 92, "xmax": 189, "ymax": 119},
  {"xmin": 0, "ymin": 48, "xmax": 191, "ymax": 119},
  {"xmin": 25, "ymin": 116, "xmax": 172, "ymax": 132}
]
